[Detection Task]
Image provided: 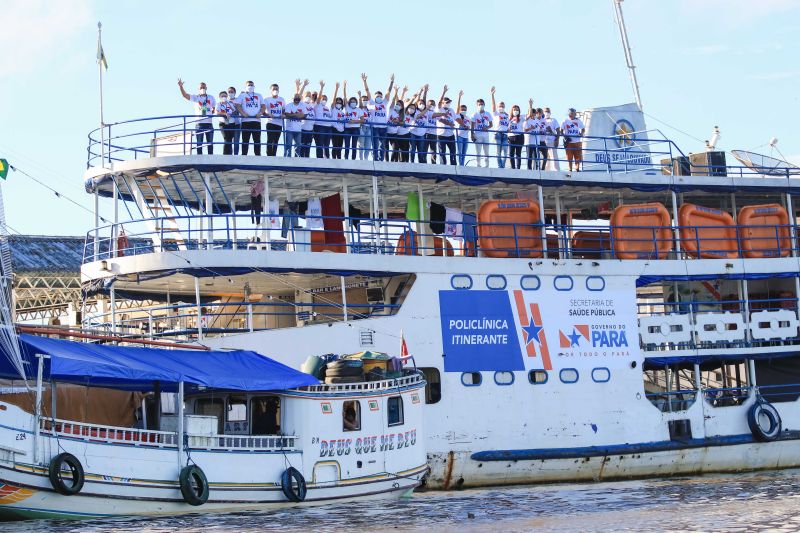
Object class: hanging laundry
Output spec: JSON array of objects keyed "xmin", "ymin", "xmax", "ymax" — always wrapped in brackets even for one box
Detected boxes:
[
  {"xmin": 267, "ymin": 198, "xmax": 281, "ymax": 229},
  {"xmin": 461, "ymin": 212, "xmax": 478, "ymax": 255},
  {"xmin": 320, "ymin": 193, "xmax": 345, "ymax": 245},
  {"xmin": 444, "ymin": 207, "xmax": 464, "ymax": 239},
  {"xmin": 281, "ymin": 201, "xmax": 302, "ymax": 238},
  {"xmin": 429, "ymin": 202, "xmax": 446, "ymax": 234},
  {"xmin": 250, "ymin": 180, "xmax": 265, "ymax": 225},
  {"xmin": 405, "ymin": 192, "xmax": 420, "ymax": 221},
  {"xmin": 348, "ymin": 204, "xmax": 364, "ymax": 229},
  {"xmin": 306, "ymin": 197, "xmax": 323, "ymax": 229}
]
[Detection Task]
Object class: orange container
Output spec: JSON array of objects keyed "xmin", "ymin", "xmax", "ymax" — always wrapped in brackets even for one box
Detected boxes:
[
  {"xmin": 737, "ymin": 204, "xmax": 790, "ymax": 258},
  {"xmin": 477, "ymin": 200, "xmax": 543, "ymax": 258},
  {"xmin": 310, "ymin": 230, "xmax": 346, "ymax": 253},
  {"xmin": 611, "ymin": 203, "xmax": 673, "ymax": 259},
  {"xmin": 395, "ymin": 231, "xmax": 454, "ymax": 256},
  {"xmin": 571, "ymin": 231, "xmax": 610, "ymax": 259},
  {"xmin": 678, "ymin": 203, "xmax": 739, "ymax": 259}
]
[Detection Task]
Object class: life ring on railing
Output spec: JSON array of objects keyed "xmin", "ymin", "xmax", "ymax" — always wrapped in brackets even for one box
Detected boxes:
[
  {"xmin": 179, "ymin": 465, "xmax": 209, "ymax": 506},
  {"xmin": 48, "ymin": 452, "xmax": 85, "ymax": 495},
  {"xmin": 748, "ymin": 399, "xmax": 782, "ymax": 442},
  {"xmin": 281, "ymin": 466, "xmax": 307, "ymax": 502}
]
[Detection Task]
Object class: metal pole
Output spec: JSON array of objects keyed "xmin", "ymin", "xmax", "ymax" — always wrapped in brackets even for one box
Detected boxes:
[
  {"xmin": 537, "ymin": 185, "xmax": 547, "ymax": 256},
  {"xmin": 262, "ymin": 175, "xmax": 270, "ymax": 247},
  {"xmin": 670, "ymin": 190, "xmax": 681, "ymax": 255},
  {"xmin": 340, "ymin": 276, "xmax": 348, "ymax": 322},
  {"xmin": 787, "ymin": 193, "xmax": 800, "ymax": 319},
  {"xmin": 195, "ymin": 277, "xmax": 203, "ymax": 341},
  {"xmin": 98, "ymin": 22, "xmax": 106, "ymax": 166},
  {"xmin": 33, "ymin": 354, "xmax": 48, "ymax": 465},
  {"xmin": 555, "ymin": 192, "xmax": 563, "ymax": 259},
  {"xmin": 177, "ymin": 380, "xmax": 184, "ymax": 468},
  {"xmin": 342, "ymin": 178, "xmax": 351, "ymax": 254},
  {"xmin": 612, "ymin": 0, "xmax": 643, "ymax": 110},
  {"xmin": 204, "ymin": 175, "xmax": 212, "ymax": 250},
  {"xmin": 112, "ymin": 184, "xmax": 118, "ymax": 257},
  {"xmin": 94, "ymin": 190, "xmax": 100, "ymax": 259},
  {"xmin": 110, "ymin": 285, "xmax": 117, "ymax": 336}
]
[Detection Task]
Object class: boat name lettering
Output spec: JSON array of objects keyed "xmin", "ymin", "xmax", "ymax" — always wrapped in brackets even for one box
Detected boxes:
[
  {"xmin": 594, "ymin": 152, "xmax": 652, "ymax": 165},
  {"xmin": 318, "ymin": 429, "xmax": 417, "ymax": 457}
]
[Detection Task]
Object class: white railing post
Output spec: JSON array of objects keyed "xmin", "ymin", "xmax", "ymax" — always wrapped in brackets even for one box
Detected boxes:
[{"xmin": 177, "ymin": 380, "xmax": 184, "ymax": 468}]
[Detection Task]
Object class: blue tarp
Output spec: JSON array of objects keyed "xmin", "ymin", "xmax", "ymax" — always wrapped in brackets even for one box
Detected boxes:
[{"xmin": 3, "ymin": 334, "xmax": 318, "ymax": 392}]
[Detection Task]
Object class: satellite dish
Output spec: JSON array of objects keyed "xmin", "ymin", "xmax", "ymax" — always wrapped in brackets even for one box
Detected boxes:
[{"xmin": 730, "ymin": 149, "xmax": 800, "ymax": 177}]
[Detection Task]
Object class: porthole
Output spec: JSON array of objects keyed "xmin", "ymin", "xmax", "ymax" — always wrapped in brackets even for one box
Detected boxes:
[
  {"xmin": 528, "ymin": 370, "xmax": 548, "ymax": 384},
  {"xmin": 461, "ymin": 372, "xmax": 482, "ymax": 386},
  {"xmin": 591, "ymin": 367, "xmax": 611, "ymax": 383},
  {"xmin": 559, "ymin": 368, "xmax": 579, "ymax": 384},
  {"xmin": 486, "ymin": 275, "xmax": 507, "ymax": 290},
  {"xmin": 494, "ymin": 371, "xmax": 514, "ymax": 385},
  {"xmin": 554, "ymin": 276, "xmax": 574, "ymax": 291},
  {"xmin": 450, "ymin": 274, "xmax": 473, "ymax": 290},
  {"xmin": 521, "ymin": 275, "xmax": 541, "ymax": 291},
  {"xmin": 586, "ymin": 276, "xmax": 606, "ymax": 292}
]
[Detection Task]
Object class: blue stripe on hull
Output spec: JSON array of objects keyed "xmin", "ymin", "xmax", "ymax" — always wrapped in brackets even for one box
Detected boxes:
[{"xmin": 470, "ymin": 431, "xmax": 800, "ymax": 462}]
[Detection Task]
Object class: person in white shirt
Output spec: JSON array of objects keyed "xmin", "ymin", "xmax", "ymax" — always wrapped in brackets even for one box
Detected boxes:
[
  {"xmin": 490, "ymin": 86, "xmax": 509, "ymax": 168},
  {"xmin": 263, "ymin": 83, "xmax": 285, "ymax": 157},
  {"xmin": 226, "ymin": 86, "xmax": 242, "ymax": 155},
  {"xmin": 296, "ymin": 79, "xmax": 318, "ymax": 158},
  {"xmin": 435, "ymin": 89, "xmax": 457, "ymax": 166},
  {"xmin": 357, "ymin": 85, "xmax": 372, "ymax": 161},
  {"xmin": 544, "ymin": 107, "xmax": 560, "ymax": 171},
  {"xmin": 534, "ymin": 107, "xmax": 551, "ymax": 170},
  {"xmin": 471, "ymin": 98, "xmax": 493, "ymax": 167},
  {"xmin": 524, "ymin": 100, "xmax": 539, "ymax": 171},
  {"xmin": 283, "ymin": 92, "xmax": 307, "ymax": 158},
  {"xmin": 361, "ymin": 73, "xmax": 395, "ymax": 162},
  {"xmin": 424, "ymin": 91, "xmax": 439, "ymax": 164},
  {"xmin": 342, "ymin": 80, "xmax": 367, "ymax": 160},
  {"xmin": 178, "ymin": 79, "xmax": 216, "ymax": 155},
  {"xmin": 314, "ymin": 81, "xmax": 332, "ymax": 159},
  {"xmin": 216, "ymin": 90, "xmax": 237, "ymax": 155},
  {"xmin": 562, "ymin": 107, "xmax": 586, "ymax": 171},
  {"xmin": 455, "ymin": 91, "xmax": 471, "ymax": 166},
  {"xmin": 330, "ymin": 84, "xmax": 346, "ymax": 159},
  {"xmin": 409, "ymin": 91, "xmax": 428, "ymax": 163},
  {"xmin": 233, "ymin": 81, "xmax": 265, "ymax": 156},
  {"xmin": 507, "ymin": 104, "xmax": 524, "ymax": 169}
]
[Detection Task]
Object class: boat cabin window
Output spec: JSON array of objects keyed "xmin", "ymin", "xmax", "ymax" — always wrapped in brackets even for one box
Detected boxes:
[
  {"xmin": 227, "ymin": 395, "xmax": 248, "ymax": 425},
  {"xmin": 559, "ymin": 368, "xmax": 579, "ymax": 384},
  {"xmin": 528, "ymin": 370, "xmax": 548, "ymax": 384},
  {"xmin": 755, "ymin": 355, "xmax": 800, "ymax": 403},
  {"xmin": 195, "ymin": 398, "xmax": 224, "ymax": 434},
  {"xmin": 343, "ymin": 400, "xmax": 361, "ymax": 432},
  {"xmin": 387, "ymin": 396, "xmax": 404, "ymax": 427},
  {"xmin": 701, "ymin": 360, "xmax": 750, "ymax": 407},
  {"xmin": 419, "ymin": 367, "xmax": 441, "ymax": 404},
  {"xmin": 643, "ymin": 361, "xmax": 697, "ymax": 413},
  {"xmin": 494, "ymin": 371, "xmax": 514, "ymax": 385},
  {"xmin": 251, "ymin": 396, "xmax": 281, "ymax": 435},
  {"xmin": 461, "ymin": 372, "xmax": 482, "ymax": 386}
]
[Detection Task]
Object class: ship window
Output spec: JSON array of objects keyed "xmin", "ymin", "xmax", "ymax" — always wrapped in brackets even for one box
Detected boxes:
[
  {"xmin": 755, "ymin": 355, "xmax": 800, "ymax": 403},
  {"xmin": 486, "ymin": 275, "xmax": 507, "ymax": 290},
  {"xmin": 559, "ymin": 368, "xmax": 579, "ymax": 384},
  {"xmin": 419, "ymin": 367, "xmax": 442, "ymax": 404},
  {"xmin": 450, "ymin": 275, "xmax": 473, "ymax": 290},
  {"xmin": 387, "ymin": 396, "xmax": 404, "ymax": 427},
  {"xmin": 195, "ymin": 398, "xmax": 224, "ymax": 434},
  {"xmin": 227, "ymin": 395, "xmax": 247, "ymax": 422},
  {"xmin": 461, "ymin": 372, "xmax": 482, "ymax": 386},
  {"xmin": 521, "ymin": 275, "xmax": 541, "ymax": 291},
  {"xmin": 554, "ymin": 276, "xmax": 574, "ymax": 291},
  {"xmin": 494, "ymin": 371, "xmax": 514, "ymax": 385},
  {"xmin": 586, "ymin": 276, "xmax": 606, "ymax": 291},
  {"xmin": 251, "ymin": 396, "xmax": 281, "ymax": 435},
  {"xmin": 643, "ymin": 360, "xmax": 697, "ymax": 413},
  {"xmin": 343, "ymin": 400, "xmax": 361, "ymax": 432},
  {"xmin": 701, "ymin": 359, "xmax": 749, "ymax": 407},
  {"xmin": 592, "ymin": 367, "xmax": 611, "ymax": 383},
  {"xmin": 528, "ymin": 370, "xmax": 548, "ymax": 384}
]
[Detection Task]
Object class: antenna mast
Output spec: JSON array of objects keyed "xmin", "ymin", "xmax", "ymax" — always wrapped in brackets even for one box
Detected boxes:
[{"xmin": 612, "ymin": 0, "xmax": 643, "ymax": 110}]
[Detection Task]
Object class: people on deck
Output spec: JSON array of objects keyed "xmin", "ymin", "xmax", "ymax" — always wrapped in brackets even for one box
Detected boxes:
[
  {"xmin": 227, "ymin": 86, "xmax": 242, "ymax": 155},
  {"xmin": 490, "ymin": 87, "xmax": 509, "ymax": 168},
  {"xmin": 264, "ymin": 83, "xmax": 285, "ymax": 157},
  {"xmin": 216, "ymin": 90, "xmax": 237, "ymax": 156},
  {"xmin": 562, "ymin": 107, "xmax": 586, "ymax": 172},
  {"xmin": 177, "ymin": 79, "xmax": 216, "ymax": 155},
  {"xmin": 234, "ymin": 81, "xmax": 264, "ymax": 156}
]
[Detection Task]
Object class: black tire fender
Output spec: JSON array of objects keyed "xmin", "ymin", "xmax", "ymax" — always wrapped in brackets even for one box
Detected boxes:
[
  {"xmin": 179, "ymin": 465, "xmax": 210, "ymax": 506},
  {"xmin": 748, "ymin": 400, "xmax": 782, "ymax": 442},
  {"xmin": 48, "ymin": 452, "xmax": 85, "ymax": 495},
  {"xmin": 281, "ymin": 466, "xmax": 307, "ymax": 502}
]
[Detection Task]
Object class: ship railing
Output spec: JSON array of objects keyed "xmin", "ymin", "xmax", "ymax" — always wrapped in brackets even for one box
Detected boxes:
[
  {"xmin": 643, "ymin": 389, "xmax": 698, "ymax": 413},
  {"xmin": 86, "ymin": 114, "xmax": 683, "ymax": 173},
  {"xmin": 81, "ymin": 298, "xmax": 401, "ymax": 340},
  {"xmin": 295, "ymin": 372, "xmax": 424, "ymax": 394},
  {"xmin": 187, "ymin": 433, "xmax": 298, "ymax": 452},
  {"xmin": 83, "ymin": 214, "xmax": 800, "ymax": 264},
  {"xmin": 638, "ymin": 294, "xmax": 800, "ymax": 352},
  {"xmin": 41, "ymin": 417, "xmax": 178, "ymax": 447}
]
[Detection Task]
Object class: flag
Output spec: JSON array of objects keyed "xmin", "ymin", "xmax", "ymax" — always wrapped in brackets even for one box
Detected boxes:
[
  {"xmin": 400, "ymin": 331, "xmax": 409, "ymax": 365},
  {"xmin": 0, "ymin": 159, "xmax": 8, "ymax": 180},
  {"xmin": 96, "ymin": 31, "xmax": 108, "ymax": 70}
]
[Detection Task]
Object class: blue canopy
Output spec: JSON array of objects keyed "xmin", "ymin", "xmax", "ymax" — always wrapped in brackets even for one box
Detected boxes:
[{"xmin": 3, "ymin": 334, "xmax": 318, "ymax": 392}]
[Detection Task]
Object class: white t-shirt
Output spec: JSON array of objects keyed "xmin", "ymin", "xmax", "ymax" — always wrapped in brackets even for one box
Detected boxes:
[
  {"xmin": 423, "ymin": 108, "xmax": 437, "ymax": 135},
  {"xmin": 189, "ymin": 94, "xmax": 216, "ymax": 124},
  {"xmin": 315, "ymin": 102, "xmax": 332, "ymax": 126},
  {"xmin": 411, "ymin": 111, "xmax": 427, "ymax": 137},
  {"xmin": 306, "ymin": 197, "xmax": 323, "ymax": 229},
  {"xmin": 236, "ymin": 92, "xmax": 264, "ymax": 122},
  {"xmin": 493, "ymin": 110, "xmax": 510, "ymax": 132},
  {"xmin": 524, "ymin": 118, "xmax": 539, "ymax": 145},
  {"xmin": 562, "ymin": 118, "xmax": 585, "ymax": 140},
  {"xmin": 301, "ymin": 102, "xmax": 316, "ymax": 131},
  {"xmin": 264, "ymin": 96, "xmax": 285, "ymax": 126},
  {"xmin": 283, "ymin": 102, "xmax": 304, "ymax": 132},
  {"xmin": 546, "ymin": 117, "xmax": 560, "ymax": 144},
  {"xmin": 360, "ymin": 104, "xmax": 372, "ymax": 124},
  {"xmin": 508, "ymin": 116, "xmax": 524, "ymax": 137},
  {"xmin": 398, "ymin": 113, "xmax": 413, "ymax": 135},
  {"xmin": 369, "ymin": 99, "xmax": 390, "ymax": 127},
  {"xmin": 456, "ymin": 113, "xmax": 472, "ymax": 139},
  {"xmin": 331, "ymin": 106, "xmax": 347, "ymax": 132},
  {"xmin": 472, "ymin": 110, "xmax": 493, "ymax": 134},
  {"xmin": 437, "ymin": 107, "xmax": 456, "ymax": 137},
  {"xmin": 387, "ymin": 109, "xmax": 401, "ymax": 134},
  {"xmin": 216, "ymin": 100, "xmax": 236, "ymax": 125},
  {"xmin": 267, "ymin": 199, "xmax": 281, "ymax": 229},
  {"xmin": 345, "ymin": 106, "xmax": 366, "ymax": 129}
]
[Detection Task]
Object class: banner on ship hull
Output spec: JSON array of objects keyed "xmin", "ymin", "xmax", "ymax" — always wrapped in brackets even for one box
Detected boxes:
[{"xmin": 438, "ymin": 275, "xmax": 638, "ymax": 372}]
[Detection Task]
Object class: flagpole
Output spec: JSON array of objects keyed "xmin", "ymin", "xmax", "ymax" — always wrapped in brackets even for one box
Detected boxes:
[{"xmin": 95, "ymin": 22, "xmax": 103, "ymax": 258}]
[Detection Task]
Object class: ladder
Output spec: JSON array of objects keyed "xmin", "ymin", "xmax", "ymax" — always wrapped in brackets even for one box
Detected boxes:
[{"xmin": 130, "ymin": 176, "xmax": 187, "ymax": 251}]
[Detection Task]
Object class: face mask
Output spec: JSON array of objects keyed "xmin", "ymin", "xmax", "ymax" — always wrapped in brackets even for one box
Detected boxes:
[
  {"xmin": 220, "ymin": 96, "xmax": 228, "ymax": 102},
  {"xmin": 460, "ymin": 110, "xmax": 467, "ymax": 115},
  {"xmin": 272, "ymin": 89, "xmax": 278, "ymax": 96},
  {"xmin": 199, "ymin": 88, "xmax": 207, "ymax": 95},
  {"xmin": 478, "ymin": 105, "xmax": 485, "ymax": 112},
  {"xmin": 408, "ymin": 108, "xmax": 416, "ymax": 115},
  {"xmin": 228, "ymin": 92, "xmax": 236, "ymax": 98},
  {"xmin": 349, "ymin": 102, "xmax": 357, "ymax": 109},
  {"xmin": 499, "ymin": 106, "xmax": 505, "ymax": 113},
  {"xmin": 321, "ymin": 99, "xmax": 328, "ymax": 106},
  {"xmin": 361, "ymin": 101, "xmax": 368, "ymax": 107},
  {"xmin": 418, "ymin": 105, "xmax": 426, "ymax": 111},
  {"xmin": 375, "ymin": 96, "xmax": 383, "ymax": 104},
  {"xmin": 247, "ymin": 85, "xmax": 254, "ymax": 93},
  {"xmin": 513, "ymin": 110, "xmax": 520, "ymax": 116},
  {"xmin": 443, "ymin": 103, "xmax": 450, "ymax": 109},
  {"xmin": 304, "ymin": 97, "xmax": 311, "ymax": 104},
  {"xmin": 394, "ymin": 104, "xmax": 401, "ymax": 112},
  {"xmin": 545, "ymin": 112, "xmax": 551, "ymax": 119},
  {"xmin": 336, "ymin": 103, "xmax": 343, "ymax": 109}
]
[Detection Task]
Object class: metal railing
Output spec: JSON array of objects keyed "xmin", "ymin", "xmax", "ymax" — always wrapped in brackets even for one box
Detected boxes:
[
  {"xmin": 188, "ymin": 433, "xmax": 298, "ymax": 451},
  {"xmin": 297, "ymin": 371, "xmax": 424, "ymax": 394},
  {"xmin": 42, "ymin": 418, "xmax": 178, "ymax": 447}
]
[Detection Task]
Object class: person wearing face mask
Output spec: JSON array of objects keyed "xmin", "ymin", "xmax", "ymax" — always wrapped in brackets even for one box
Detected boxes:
[
  {"xmin": 490, "ymin": 87, "xmax": 509, "ymax": 168},
  {"xmin": 226, "ymin": 87, "xmax": 242, "ymax": 155},
  {"xmin": 471, "ymin": 98, "xmax": 493, "ymax": 168},
  {"xmin": 435, "ymin": 88, "xmax": 457, "ymax": 166},
  {"xmin": 423, "ymin": 94, "xmax": 438, "ymax": 165},
  {"xmin": 314, "ymin": 81, "xmax": 332, "ymax": 159},
  {"xmin": 544, "ymin": 107, "xmax": 561, "ymax": 171},
  {"xmin": 507, "ymin": 104, "xmax": 524, "ymax": 169},
  {"xmin": 233, "ymin": 81, "xmax": 265, "ymax": 156},
  {"xmin": 454, "ymin": 91, "xmax": 471, "ymax": 166},
  {"xmin": 357, "ymin": 87, "xmax": 372, "ymax": 161},
  {"xmin": 263, "ymin": 83, "xmax": 285, "ymax": 157},
  {"xmin": 342, "ymin": 80, "xmax": 367, "ymax": 160},
  {"xmin": 282, "ymin": 90, "xmax": 307, "ymax": 157},
  {"xmin": 216, "ymin": 91, "xmax": 237, "ymax": 155},
  {"xmin": 535, "ymin": 107, "xmax": 553, "ymax": 170},
  {"xmin": 524, "ymin": 100, "xmax": 539, "ymax": 171},
  {"xmin": 386, "ymin": 85, "xmax": 408, "ymax": 162},
  {"xmin": 562, "ymin": 107, "xmax": 585, "ymax": 172},
  {"xmin": 294, "ymin": 79, "xmax": 315, "ymax": 158},
  {"xmin": 330, "ymin": 84, "xmax": 346, "ymax": 159},
  {"xmin": 178, "ymin": 79, "xmax": 216, "ymax": 155},
  {"xmin": 409, "ymin": 93, "xmax": 428, "ymax": 164},
  {"xmin": 362, "ymin": 73, "xmax": 395, "ymax": 161}
]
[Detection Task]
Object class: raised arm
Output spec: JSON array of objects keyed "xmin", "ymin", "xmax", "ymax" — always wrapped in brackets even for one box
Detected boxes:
[
  {"xmin": 490, "ymin": 86, "xmax": 497, "ymax": 113},
  {"xmin": 456, "ymin": 89, "xmax": 463, "ymax": 111},
  {"xmin": 318, "ymin": 80, "xmax": 325, "ymax": 100},
  {"xmin": 361, "ymin": 73, "xmax": 371, "ymax": 100},
  {"xmin": 420, "ymin": 84, "xmax": 429, "ymax": 106},
  {"xmin": 177, "ymin": 78, "xmax": 190, "ymax": 101},
  {"xmin": 332, "ymin": 82, "xmax": 340, "ymax": 104},
  {"xmin": 528, "ymin": 98, "xmax": 534, "ymax": 119},
  {"xmin": 438, "ymin": 84, "xmax": 448, "ymax": 108},
  {"xmin": 399, "ymin": 85, "xmax": 408, "ymax": 104},
  {"xmin": 343, "ymin": 79, "xmax": 348, "ymax": 103},
  {"xmin": 385, "ymin": 74, "xmax": 395, "ymax": 101}
]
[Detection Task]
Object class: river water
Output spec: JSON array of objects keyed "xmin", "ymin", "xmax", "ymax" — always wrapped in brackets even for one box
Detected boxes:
[{"xmin": 3, "ymin": 469, "xmax": 800, "ymax": 532}]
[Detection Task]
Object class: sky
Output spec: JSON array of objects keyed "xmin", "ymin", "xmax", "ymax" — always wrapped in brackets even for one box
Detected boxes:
[{"xmin": 0, "ymin": 0, "xmax": 798, "ymax": 236}]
